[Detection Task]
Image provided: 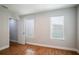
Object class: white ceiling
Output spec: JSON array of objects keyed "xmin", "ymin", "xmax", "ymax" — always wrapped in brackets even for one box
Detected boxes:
[{"xmin": 3, "ymin": 4, "xmax": 77, "ymax": 15}]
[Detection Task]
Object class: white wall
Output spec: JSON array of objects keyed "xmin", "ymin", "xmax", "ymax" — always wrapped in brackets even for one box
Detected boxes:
[
  {"xmin": 0, "ymin": 6, "xmax": 10, "ymax": 50},
  {"xmin": 77, "ymin": 6, "xmax": 79, "ymax": 50},
  {"xmin": 20, "ymin": 7, "xmax": 77, "ymax": 49},
  {"xmin": 0, "ymin": 6, "xmax": 20, "ymax": 50}
]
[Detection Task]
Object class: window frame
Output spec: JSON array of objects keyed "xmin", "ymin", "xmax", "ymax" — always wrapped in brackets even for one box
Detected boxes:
[{"xmin": 50, "ymin": 16, "xmax": 64, "ymax": 40}]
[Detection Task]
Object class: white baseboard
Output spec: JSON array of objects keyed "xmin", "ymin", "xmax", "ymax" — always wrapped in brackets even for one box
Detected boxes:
[
  {"xmin": 0, "ymin": 45, "xmax": 9, "ymax": 51},
  {"xmin": 75, "ymin": 49, "xmax": 79, "ymax": 53},
  {"xmin": 10, "ymin": 40, "xmax": 17, "ymax": 42},
  {"xmin": 26, "ymin": 42, "xmax": 78, "ymax": 52}
]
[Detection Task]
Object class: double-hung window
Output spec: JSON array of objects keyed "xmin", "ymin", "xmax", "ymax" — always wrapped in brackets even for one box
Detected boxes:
[{"xmin": 50, "ymin": 16, "xmax": 64, "ymax": 40}]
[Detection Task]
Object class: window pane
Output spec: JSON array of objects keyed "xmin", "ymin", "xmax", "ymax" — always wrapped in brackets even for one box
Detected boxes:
[
  {"xmin": 50, "ymin": 16, "xmax": 64, "ymax": 40},
  {"xmin": 52, "ymin": 25, "xmax": 64, "ymax": 38},
  {"xmin": 51, "ymin": 16, "xmax": 64, "ymax": 25}
]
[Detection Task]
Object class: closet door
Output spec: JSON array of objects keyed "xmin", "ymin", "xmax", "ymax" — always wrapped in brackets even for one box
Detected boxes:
[
  {"xmin": 18, "ymin": 20, "xmax": 26, "ymax": 44},
  {"xmin": 24, "ymin": 19, "xmax": 34, "ymax": 43}
]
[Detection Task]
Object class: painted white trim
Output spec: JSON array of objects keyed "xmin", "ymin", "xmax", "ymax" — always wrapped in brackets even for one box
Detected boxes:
[
  {"xmin": 76, "ymin": 49, "xmax": 79, "ymax": 53},
  {"xmin": 0, "ymin": 45, "xmax": 9, "ymax": 51},
  {"xmin": 26, "ymin": 42, "xmax": 78, "ymax": 52},
  {"xmin": 10, "ymin": 40, "xmax": 17, "ymax": 42}
]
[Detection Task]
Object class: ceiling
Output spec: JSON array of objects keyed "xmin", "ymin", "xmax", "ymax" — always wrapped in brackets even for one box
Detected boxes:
[{"xmin": 2, "ymin": 4, "xmax": 77, "ymax": 16}]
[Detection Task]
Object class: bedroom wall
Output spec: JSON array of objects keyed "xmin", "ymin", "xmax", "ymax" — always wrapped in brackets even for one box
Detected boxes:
[
  {"xmin": 0, "ymin": 6, "xmax": 10, "ymax": 50},
  {"xmin": 20, "ymin": 7, "xmax": 77, "ymax": 50},
  {"xmin": 0, "ymin": 6, "xmax": 20, "ymax": 50},
  {"xmin": 77, "ymin": 6, "xmax": 79, "ymax": 50}
]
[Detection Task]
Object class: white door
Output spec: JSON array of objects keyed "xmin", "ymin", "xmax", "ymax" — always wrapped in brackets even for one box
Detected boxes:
[
  {"xmin": 17, "ymin": 20, "xmax": 26, "ymax": 44},
  {"xmin": 24, "ymin": 19, "xmax": 34, "ymax": 43}
]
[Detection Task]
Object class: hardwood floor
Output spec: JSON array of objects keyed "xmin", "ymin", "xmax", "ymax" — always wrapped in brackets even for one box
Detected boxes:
[{"xmin": 0, "ymin": 42, "xmax": 78, "ymax": 55}]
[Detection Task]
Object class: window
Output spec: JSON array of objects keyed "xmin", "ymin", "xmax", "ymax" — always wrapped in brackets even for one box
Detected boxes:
[{"xmin": 50, "ymin": 16, "xmax": 64, "ymax": 40}]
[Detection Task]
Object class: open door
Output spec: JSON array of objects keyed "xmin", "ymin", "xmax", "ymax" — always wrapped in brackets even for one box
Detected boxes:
[
  {"xmin": 17, "ymin": 19, "xmax": 34, "ymax": 45},
  {"xmin": 24, "ymin": 19, "xmax": 34, "ymax": 43},
  {"xmin": 17, "ymin": 20, "xmax": 26, "ymax": 44}
]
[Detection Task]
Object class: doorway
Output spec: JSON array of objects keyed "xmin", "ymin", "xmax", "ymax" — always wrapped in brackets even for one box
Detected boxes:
[{"xmin": 9, "ymin": 18, "xmax": 17, "ymax": 43}]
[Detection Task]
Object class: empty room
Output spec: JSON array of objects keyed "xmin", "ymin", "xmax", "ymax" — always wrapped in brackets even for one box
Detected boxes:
[{"xmin": 0, "ymin": 4, "xmax": 79, "ymax": 55}]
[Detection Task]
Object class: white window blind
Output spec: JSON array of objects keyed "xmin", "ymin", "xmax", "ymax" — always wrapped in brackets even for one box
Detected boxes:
[{"xmin": 50, "ymin": 16, "xmax": 64, "ymax": 40}]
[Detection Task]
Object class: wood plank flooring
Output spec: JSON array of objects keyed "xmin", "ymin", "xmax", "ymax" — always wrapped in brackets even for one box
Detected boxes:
[{"xmin": 0, "ymin": 42, "xmax": 78, "ymax": 55}]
